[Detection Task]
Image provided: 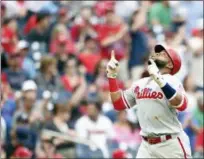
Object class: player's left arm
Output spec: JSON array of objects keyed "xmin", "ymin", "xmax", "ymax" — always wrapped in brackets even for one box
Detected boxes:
[
  {"xmin": 148, "ymin": 59, "xmax": 187, "ymax": 111},
  {"xmin": 167, "ymin": 84, "xmax": 188, "ymax": 111}
]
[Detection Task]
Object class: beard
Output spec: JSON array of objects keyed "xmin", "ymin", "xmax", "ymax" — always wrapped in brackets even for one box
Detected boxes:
[{"xmin": 154, "ymin": 59, "xmax": 168, "ymax": 69}]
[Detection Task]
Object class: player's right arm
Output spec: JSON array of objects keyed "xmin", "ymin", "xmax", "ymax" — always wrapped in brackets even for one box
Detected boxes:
[{"xmin": 107, "ymin": 51, "xmax": 136, "ymax": 110}]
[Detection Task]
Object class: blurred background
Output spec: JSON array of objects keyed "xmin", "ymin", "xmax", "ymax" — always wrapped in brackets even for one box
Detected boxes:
[{"xmin": 0, "ymin": 0, "xmax": 203, "ymax": 158}]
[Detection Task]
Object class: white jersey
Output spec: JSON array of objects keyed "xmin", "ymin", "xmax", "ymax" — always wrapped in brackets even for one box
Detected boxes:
[
  {"xmin": 123, "ymin": 74, "xmax": 186, "ymax": 137},
  {"xmin": 75, "ymin": 115, "xmax": 114, "ymax": 158}
]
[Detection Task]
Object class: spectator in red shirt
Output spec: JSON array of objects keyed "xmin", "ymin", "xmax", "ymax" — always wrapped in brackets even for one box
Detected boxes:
[
  {"xmin": 50, "ymin": 24, "xmax": 76, "ymax": 55},
  {"xmin": 70, "ymin": 6, "xmax": 98, "ymax": 44},
  {"xmin": 78, "ymin": 35, "xmax": 101, "ymax": 78},
  {"xmin": 23, "ymin": 14, "xmax": 37, "ymax": 36},
  {"xmin": 61, "ymin": 57, "xmax": 85, "ymax": 93},
  {"xmin": 1, "ymin": 17, "xmax": 18, "ymax": 54},
  {"xmin": 50, "ymin": 32, "xmax": 76, "ymax": 75},
  {"xmin": 97, "ymin": 8, "xmax": 129, "ymax": 61}
]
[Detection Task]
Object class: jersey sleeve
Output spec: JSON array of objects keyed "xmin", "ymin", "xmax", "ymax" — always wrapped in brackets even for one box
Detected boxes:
[
  {"xmin": 165, "ymin": 75, "xmax": 188, "ymax": 111},
  {"xmin": 122, "ymin": 83, "xmax": 137, "ymax": 108},
  {"xmin": 166, "ymin": 75, "xmax": 185, "ymax": 94}
]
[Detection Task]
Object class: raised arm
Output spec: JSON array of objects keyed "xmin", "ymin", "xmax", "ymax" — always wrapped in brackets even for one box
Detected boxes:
[
  {"xmin": 106, "ymin": 51, "xmax": 135, "ymax": 110},
  {"xmin": 147, "ymin": 59, "xmax": 187, "ymax": 111}
]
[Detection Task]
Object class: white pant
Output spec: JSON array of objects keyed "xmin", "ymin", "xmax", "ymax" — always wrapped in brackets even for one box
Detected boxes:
[{"xmin": 136, "ymin": 131, "xmax": 192, "ymax": 158}]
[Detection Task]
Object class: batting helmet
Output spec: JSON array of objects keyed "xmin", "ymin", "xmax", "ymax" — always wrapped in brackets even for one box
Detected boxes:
[{"xmin": 154, "ymin": 44, "xmax": 181, "ymax": 75}]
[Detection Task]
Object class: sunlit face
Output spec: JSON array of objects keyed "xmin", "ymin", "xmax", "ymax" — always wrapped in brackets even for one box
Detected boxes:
[{"xmin": 150, "ymin": 50, "xmax": 173, "ymax": 69}]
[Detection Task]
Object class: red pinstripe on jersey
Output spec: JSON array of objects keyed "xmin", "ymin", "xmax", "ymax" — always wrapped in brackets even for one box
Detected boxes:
[{"xmin": 177, "ymin": 137, "xmax": 187, "ymax": 159}]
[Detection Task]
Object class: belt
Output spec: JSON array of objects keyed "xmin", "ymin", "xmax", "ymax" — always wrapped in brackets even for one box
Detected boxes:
[{"xmin": 142, "ymin": 135, "xmax": 172, "ymax": 145}]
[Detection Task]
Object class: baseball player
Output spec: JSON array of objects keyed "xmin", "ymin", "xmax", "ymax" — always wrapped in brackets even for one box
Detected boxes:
[{"xmin": 107, "ymin": 44, "xmax": 192, "ymax": 158}]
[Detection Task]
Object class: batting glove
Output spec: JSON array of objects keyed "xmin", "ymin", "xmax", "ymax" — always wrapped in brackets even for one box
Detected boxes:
[
  {"xmin": 106, "ymin": 50, "xmax": 119, "ymax": 78},
  {"xmin": 147, "ymin": 59, "xmax": 166, "ymax": 87}
]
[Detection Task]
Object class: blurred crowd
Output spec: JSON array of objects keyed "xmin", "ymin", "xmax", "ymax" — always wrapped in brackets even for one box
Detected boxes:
[{"xmin": 1, "ymin": 1, "xmax": 203, "ymax": 158}]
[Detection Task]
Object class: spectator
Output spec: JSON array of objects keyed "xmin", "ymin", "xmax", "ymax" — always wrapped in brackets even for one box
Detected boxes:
[
  {"xmin": 54, "ymin": 7, "xmax": 70, "ymax": 28},
  {"xmin": 1, "ymin": 78, "xmax": 16, "ymax": 141},
  {"xmin": 6, "ymin": 112, "xmax": 37, "ymax": 158},
  {"xmin": 113, "ymin": 111, "xmax": 141, "ymax": 156},
  {"xmin": 36, "ymin": 135, "xmax": 63, "ymax": 159},
  {"xmin": 2, "ymin": 51, "xmax": 30, "ymax": 91},
  {"xmin": 71, "ymin": 6, "xmax": 97, "ymax": 42},
  {"xmin": 50, "ymin": 24, "xmax": 77, "ymax": 54},
  {"xmin": 43, "ymin": 101, "xmax": 76, "ymax": 158},
  {"xmin": 17, "ymin": 40, "xmax": 37, "ymax": 79},
  {"xmin": 13, "ymin": 80, "xmax": 41, "ymax": 128},
  {"xmin": 97, "ymin": 7, "xmax": 129, "ymax": 61},
  {"xmin": 35, "ymin": 55, "xmax": 63, "ymax": 97},
  {"xmin": 182, "ymin": 93, "xmax": 203, "ymax": 154},
  {"xmin": 61, "ymin": 57, "xmax": 84, "ymax": 92},
  {"xmin": 148, "ymin": 1, "xmax": 172, "ymax": 30},
  {"xmin": 26, "ymin": 11, "xmax": 51, "ymax": 50},
  {"xmin": 1, "ymin": 17, "xmax": 18, "ymax": 54},
  {"xmin": 23, "ymin": 13, "xmax": 37, "ymax": 36},
  {"xmin": 189, "ymin": 19, "xmax": 203, "ymax": 90},
  {"xmin": 50, "ymin": 33, "xmax": 76, "ymax": 75},
  {"xmin": 75, "ymin": 100, "xmax": 114, "ymax": 158},
  {"xmin": 129, "ymin": 7, "xmax": 149, "ymax": 80},
  {"xmin": 78, "ymin": 35, "xmax": 101, "ymax": 80}
]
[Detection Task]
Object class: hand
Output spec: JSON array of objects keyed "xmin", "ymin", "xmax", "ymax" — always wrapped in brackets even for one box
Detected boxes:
[
  {"xmin": 147, "ymin": 59, "xmax": 159, "ymax": 76},
  {"xmin": 147, "ymin": 59, "xmax": 166, "ymax": 87},
  {"xmin": 106, "ymin": 50, "xmax": 119, "ymax": 78}
]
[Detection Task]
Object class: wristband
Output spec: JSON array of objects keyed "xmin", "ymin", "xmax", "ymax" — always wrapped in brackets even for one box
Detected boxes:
[
  {"xmin": 107, "ymin": 73, "xmax": 118, "ymax": 78},
  {"xmin": 161, "ymin": 83, "xmax": 177, "ymax": 100},
  {"xmin": 108, "ymin": 78, "xmax": 119, "ymax": 92}
]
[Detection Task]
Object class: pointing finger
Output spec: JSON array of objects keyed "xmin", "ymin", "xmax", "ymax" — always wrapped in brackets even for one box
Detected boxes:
[{"xmin": 111, "ymin": 50, "xmax": 116, "ymax": 60}]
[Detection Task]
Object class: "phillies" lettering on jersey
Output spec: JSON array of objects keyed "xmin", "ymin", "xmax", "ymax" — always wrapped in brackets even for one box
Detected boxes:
[{"xmin": 134, "ymin": 86, "xmax": 164, "ymax": 99}]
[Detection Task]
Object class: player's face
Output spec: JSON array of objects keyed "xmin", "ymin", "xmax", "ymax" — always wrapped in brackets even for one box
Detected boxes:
[{"xmin": 151, "ymin": 50, "xmax": 173, "ymax": 69}]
